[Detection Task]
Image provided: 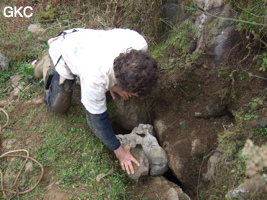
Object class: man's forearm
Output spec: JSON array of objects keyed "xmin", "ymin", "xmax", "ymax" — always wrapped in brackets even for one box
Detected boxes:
[{"xmin": 85, "ymin": 110, "xmax": 120, "ymax": 151}]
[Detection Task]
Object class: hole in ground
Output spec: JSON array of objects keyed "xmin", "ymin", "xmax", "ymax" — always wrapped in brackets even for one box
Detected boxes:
[
  {"xmin": 112, "ymin": 122, "xmax": 131, "ymax": 135},
  {"xmin": 163, "ymin": 168, "xmax": 184, "ymax": 189}
]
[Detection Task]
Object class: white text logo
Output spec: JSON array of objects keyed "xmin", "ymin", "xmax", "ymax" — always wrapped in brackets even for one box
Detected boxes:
[{"xmin": 3, "ymin": 6, "xmax": 33, "ymax": 18}]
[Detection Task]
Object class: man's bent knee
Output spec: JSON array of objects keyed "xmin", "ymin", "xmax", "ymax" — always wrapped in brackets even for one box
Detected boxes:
[
  {"xmin": 45, "ymin": 72, "xmax": 75, "ymax": 114},
  {"xmin": 46, "ymin": 88, "xmax": 73, "ymax": 113}
]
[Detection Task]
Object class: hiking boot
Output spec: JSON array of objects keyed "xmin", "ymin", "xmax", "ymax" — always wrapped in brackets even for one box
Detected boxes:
[{"xmin": 34, "ymin": 52, "xmax": 52, "ymax": 79}]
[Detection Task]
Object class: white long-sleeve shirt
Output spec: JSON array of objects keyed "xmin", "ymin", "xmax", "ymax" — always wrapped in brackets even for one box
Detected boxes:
[{"xmin": 48, "ymin": 28, "xmax": 148, "ymax": 114}]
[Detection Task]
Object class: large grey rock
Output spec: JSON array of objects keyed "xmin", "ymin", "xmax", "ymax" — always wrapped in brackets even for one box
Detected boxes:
[
  {"xmin": 161, "ymin": 1, "xmax": 240, "ymax": 67},
  {"xmin": 154, "ymin": 119, "xmax": 167, "ymax": 145},
  {"xmin": 225, "ymin": 174, "xmax": 267, "ymax": 199},
  {"xmin": 195, "ymin": 4, "xmax": 240, "ymax": 66},
  {"xmin": 127, "ymin": 148, "xmax": 149, "ymax": 180},
  {"xmin": 154, "ymin": 119, "xmax": 209, "ymax": 188},
  {"xmin": 0, "ymin": 52, "xmax": 9, "ymax": 72},
  {"xmin": 195, "ymin": 0, "xmax": 224, "ymax": 10},
  {"xmin": 116, "ymin": 124, "xmax": 168, "ymax": 176},
  {"xmin": 114, "ymin": 95, "xmax": 155, "ymax": 130},
  {"xmin": 144, "ymin": 176, "xmax": 191, "ymax": 200}
]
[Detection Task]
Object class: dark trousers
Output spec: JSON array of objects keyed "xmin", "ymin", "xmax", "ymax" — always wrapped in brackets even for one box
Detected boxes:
[{"xmin": 45, "ymin": 71, "xmax": 75, "ymax": 113}]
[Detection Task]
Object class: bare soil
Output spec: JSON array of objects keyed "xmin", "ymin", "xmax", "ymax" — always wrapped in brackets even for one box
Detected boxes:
[{"xmin": 151, "ymin": 49, "xmax": 267, "ymax": 197}]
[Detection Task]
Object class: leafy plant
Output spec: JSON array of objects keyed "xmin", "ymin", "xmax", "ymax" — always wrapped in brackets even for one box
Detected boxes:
[
  {"xmin": 231, "ymin": 0, "xmax": 267, "ymax": 48},
  {"xmin": 218, "ymin": 71, "xmax": 228, "ymax": 78},
  {"xmin": 252, "ymin": 52, "xmax": 267, "ymax": 72},
  {"xmin": 259, "ymin": 127, "xmax": 267, "ymax": 136},
  {"xmin": 17, "ymin": 62, "xmax": 34, "ymax": 79},
  {"xmin": 244, "ymin": 114, "xmax": 259, "ymax": 120},
  {"xmin": 3, "ymin": 132, "xmax": 14, "ymax": 139},
  {"xmin": 180, "ymin": 121, "xmax": 186, "ymax": 128}
]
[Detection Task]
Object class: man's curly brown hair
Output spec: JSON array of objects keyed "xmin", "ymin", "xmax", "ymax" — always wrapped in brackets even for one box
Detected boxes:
[{"xmin": 113, "ymin": 49, "xmax": 158, "ymax": 96}]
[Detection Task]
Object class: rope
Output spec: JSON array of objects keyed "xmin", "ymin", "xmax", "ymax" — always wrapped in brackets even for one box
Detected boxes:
[
  {"xmin": 0, "ymin": 108, "xmax": 9, "ymax": 131},
  {"xmin": 0, "ymin": 149, "xmax": 44, "ymax": 200}
]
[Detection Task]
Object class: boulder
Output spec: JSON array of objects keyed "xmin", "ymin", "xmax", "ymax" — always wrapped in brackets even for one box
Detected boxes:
[
  {"xmin": 113, "ymin": 94, "xmax": 155, "ymax": 130},
  {"xmin": 153, "ymin": 119, "xmax": 167, "ymax": 145},
  {"xmin": 144, "ymin": 176, "xmax": 191, "ymax": 200},
  {"xmin": 154, "ymin": 119, "xmax": 209, "ymax": 189},
  {"xmin": 116, "ymin": 124, "xmax": 168, "ymax": 176},
  {"xmin": 195, "ymin": 4, "xmax": 240, "ymax": 66},
  {"xmin": 195, "ymin": 0, "xmax": 224, "ymax": 10},
  {"xmin": 225, "ymin": 174, "xmax": 267, "ymax": 199},
  {"xmin": 163, "ymin": 1, "xmax": 240, "ymax": 67},
  {"xmin": 127, "ymin": 148, "xmax": 149, "ymax": 180}
]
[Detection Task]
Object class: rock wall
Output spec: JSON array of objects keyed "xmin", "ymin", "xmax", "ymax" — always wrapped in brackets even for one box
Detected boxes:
[{"xmin": 163, "ymin": 0, "xmax": 240, "ymax": 66}]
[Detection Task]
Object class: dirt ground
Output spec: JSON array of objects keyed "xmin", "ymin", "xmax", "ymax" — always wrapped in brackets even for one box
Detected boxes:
[{"xmin": 147, "ymin": 51, "xmax": 267, "ymax": 198}]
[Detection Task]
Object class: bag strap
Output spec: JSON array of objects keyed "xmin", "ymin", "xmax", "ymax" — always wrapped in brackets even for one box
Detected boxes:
[{"xmin": 54, "ymin": 29, "xmax": 79, "ymax": 39}]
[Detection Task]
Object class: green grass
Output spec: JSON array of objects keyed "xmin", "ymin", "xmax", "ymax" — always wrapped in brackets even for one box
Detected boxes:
[
  {"xmin": 152, "ymin": 22, "xmax": 201, "ymax": 72},
  {"xmin": 0, "ymin": 89, "xmax": 130, "ymax": 199},
  {"xmin": 38, "ymin": 108, "xmax": 128, "ymax": 199}
]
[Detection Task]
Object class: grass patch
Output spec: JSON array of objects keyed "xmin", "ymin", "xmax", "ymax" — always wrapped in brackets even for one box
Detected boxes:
[
  {"xmin": 152, "ymin": 22, "xmax": 201, "ymax": 72},
  {"xmin": 35, "ymin": 107, "xmax": 129, "ymax": 199},
  {"xmin": 0, "ymin": 87, "xmax": 130, "ymax": 199}
]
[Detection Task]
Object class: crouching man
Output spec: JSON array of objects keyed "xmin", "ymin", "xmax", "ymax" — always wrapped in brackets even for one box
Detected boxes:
[{"xmin": 34, "ymin": 28, "xmax": 159, "ymax": 174}]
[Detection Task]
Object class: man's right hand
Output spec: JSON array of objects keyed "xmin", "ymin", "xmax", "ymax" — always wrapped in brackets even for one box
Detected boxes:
[
  {"xmin": 109, "ymin": 84, "xmax": 138, "ymax": 100},
  {"xmin": 114, "ymin": 144, "xmax": 140, "ymax": 174}
]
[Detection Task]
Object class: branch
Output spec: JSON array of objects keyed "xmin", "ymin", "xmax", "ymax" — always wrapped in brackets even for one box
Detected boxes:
[{"xmin": 187, "ymin": 0, "xmax": 267, "ymax": 27}]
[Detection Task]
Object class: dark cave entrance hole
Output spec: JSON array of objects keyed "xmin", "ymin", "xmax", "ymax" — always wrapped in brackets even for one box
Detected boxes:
[
  {"xmin": 163, "ymin": 168, "xmax": 184, "ymax": 189},
  {"xmin": 112, "ymin": 122, "xmax": 131, "ymax": 135}
]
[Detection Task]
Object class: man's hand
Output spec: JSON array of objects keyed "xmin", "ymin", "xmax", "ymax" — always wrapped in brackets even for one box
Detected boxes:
[
  {"xmin": 109, "ymin": 84, "xmax": 138, "ymax": 100},
  {"xmin": 114, "ymin": 144, "xmax": 140, "ymax": 174}
]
